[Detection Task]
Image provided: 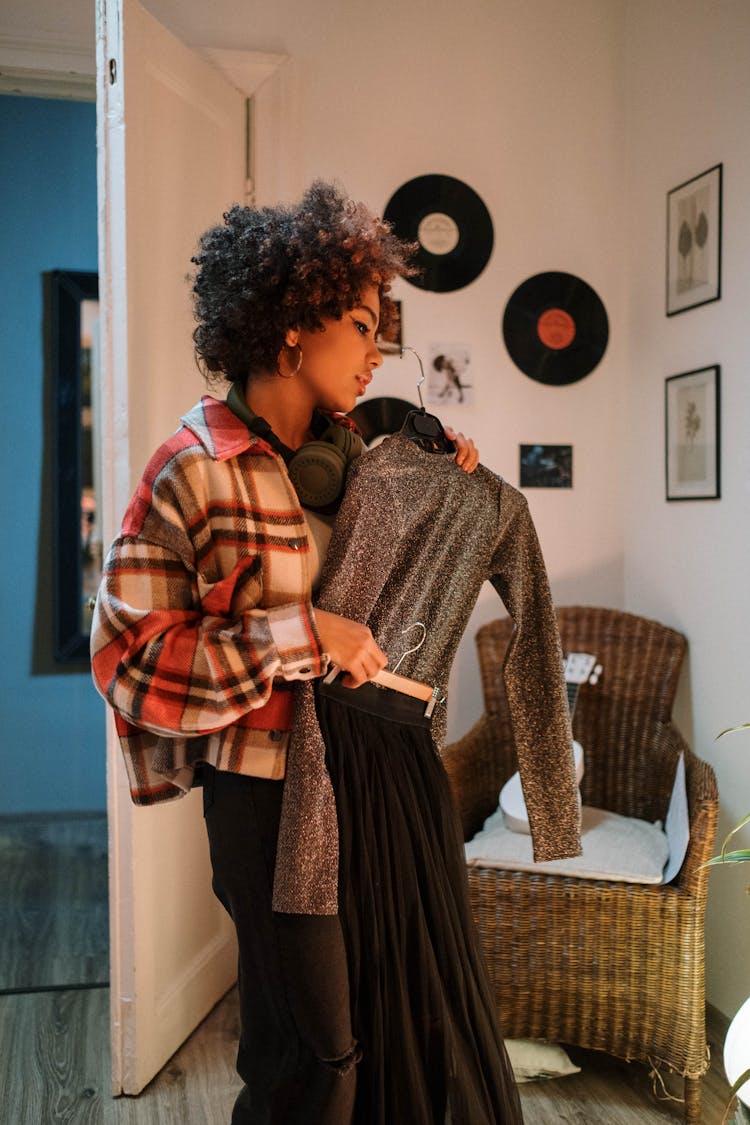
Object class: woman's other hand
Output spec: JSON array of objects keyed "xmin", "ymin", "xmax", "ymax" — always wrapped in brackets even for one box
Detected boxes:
[
  {"xmin": 445, "ymin": 427, "xmax": 480, "ymax": 473},
  {"xmin": 315, "ymin": 608, "xmax": 388, "ymax": 688}
]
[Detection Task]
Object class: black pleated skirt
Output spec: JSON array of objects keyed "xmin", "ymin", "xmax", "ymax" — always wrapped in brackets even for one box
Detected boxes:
[{"xmin": 316, "ymin": 679, "xmax": 523, "ymax": 1125}]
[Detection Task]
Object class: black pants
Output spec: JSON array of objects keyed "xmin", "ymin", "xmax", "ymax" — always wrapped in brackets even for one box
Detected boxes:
[{"xmin": 202, "ymin": 765, "xmax": 358, "ymax": 1125}]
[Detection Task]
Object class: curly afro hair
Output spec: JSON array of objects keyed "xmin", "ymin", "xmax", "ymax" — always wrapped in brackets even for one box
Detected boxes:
[{"xmin": 190, "ymin": 180, "xmax": 417, "ymax": 385}]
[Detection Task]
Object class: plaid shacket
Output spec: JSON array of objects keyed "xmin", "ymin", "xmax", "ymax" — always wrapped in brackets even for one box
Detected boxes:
[{"xmin": 91, "ymin": 395, "xmax": 335, "ymax": 805}]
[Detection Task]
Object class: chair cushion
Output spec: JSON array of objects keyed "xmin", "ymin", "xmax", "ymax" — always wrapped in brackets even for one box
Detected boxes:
[
  {"xmin": 465, "ymin": 804, "xmax": 670, "ymax": 884},
  {"xmin": 504, "ymin": 1038, "xmax": 581, "ymax": 1083}
]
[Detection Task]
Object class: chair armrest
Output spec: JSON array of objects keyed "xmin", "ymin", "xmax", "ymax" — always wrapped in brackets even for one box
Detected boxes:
[
  {"xmin": 661, "ymin": 724, "xmax": 719, "ymax": 895},
  {"xmin": 642, "ymin": 720, "xmax": 718, "ymax": 893},
  {"xmin": 441, "ymin": 713, "xmax": 515, "ymax": 841}
]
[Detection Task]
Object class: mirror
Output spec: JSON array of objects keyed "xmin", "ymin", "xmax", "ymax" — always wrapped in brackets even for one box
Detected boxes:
[{"xmin": 45, "ymin": 269, "xmax": 101, "ymax": 663}]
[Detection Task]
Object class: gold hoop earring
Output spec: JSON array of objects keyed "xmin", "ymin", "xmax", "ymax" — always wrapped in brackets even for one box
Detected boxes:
[{"xmin": 277, "ymin": 343, "xmax": 303, "ymax": 379}]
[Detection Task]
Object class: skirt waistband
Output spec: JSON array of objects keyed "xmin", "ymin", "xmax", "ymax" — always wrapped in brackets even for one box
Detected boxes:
[{"xmin": 316, "ymin": 676, "xmax": 434, "ymax": 730}]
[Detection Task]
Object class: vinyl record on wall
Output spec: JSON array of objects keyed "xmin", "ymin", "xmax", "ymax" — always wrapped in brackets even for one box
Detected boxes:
[
  {"xmin": 383, "ymin": 175, "xmax": 494, "ymax": 292},
  {"xmin": 502, "ymin": 271, "xmax": 609, "ymax": 385},
  {"xmin": 348, "ymin": 396, "xmax": 416, "ymax": 446}
]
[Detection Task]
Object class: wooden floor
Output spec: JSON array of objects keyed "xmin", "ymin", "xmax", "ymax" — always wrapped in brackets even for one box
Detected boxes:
[
  {"xmin": 0, "ymin": 984, "xmax": 737, "ymax": 1125},
  {"xmin": 0, "ymin": 813, "xmax": 738, "ymax": 1123},
  {"xmin": 0, "ymin": 813, "xmax": 108, "ymax": 992}
]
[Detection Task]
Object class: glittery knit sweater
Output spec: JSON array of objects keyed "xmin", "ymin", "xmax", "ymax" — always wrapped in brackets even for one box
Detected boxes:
[{"xmin": 273, "ymin": 431, "xmax": 583, "ymax": 914}]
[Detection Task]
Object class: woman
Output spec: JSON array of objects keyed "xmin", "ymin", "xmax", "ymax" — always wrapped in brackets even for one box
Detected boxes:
[{"xmin": 91, "ymin": 181, "xmax": 521, "ymax": 1125}]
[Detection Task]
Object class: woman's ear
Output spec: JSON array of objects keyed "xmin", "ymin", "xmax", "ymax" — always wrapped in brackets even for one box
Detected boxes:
[{"xmin": 284, "ymin": 327, "xmax": 300, "ymax": 348}]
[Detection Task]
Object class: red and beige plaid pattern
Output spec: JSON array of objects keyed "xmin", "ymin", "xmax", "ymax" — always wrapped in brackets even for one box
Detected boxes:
[{"xmin": 91, "ymin": 396, "xmax": 329, "ymax": 805}]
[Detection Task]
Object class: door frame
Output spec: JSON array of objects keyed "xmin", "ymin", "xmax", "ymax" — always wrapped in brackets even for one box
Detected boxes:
[{"xmin": 96, "ymin": 0, "xmax": 298, "ymax": 1093}]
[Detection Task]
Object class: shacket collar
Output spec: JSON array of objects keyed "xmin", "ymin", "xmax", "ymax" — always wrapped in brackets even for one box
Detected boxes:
[
  {"xmin": 180, "ymin": 395, "xmax": 276, "ymax": 463},
  {"xmin": 181, "ymin": 394, "xmax": 360, "ymax": 464}
]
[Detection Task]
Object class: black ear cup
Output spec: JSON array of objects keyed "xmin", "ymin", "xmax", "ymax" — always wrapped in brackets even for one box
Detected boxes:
[{"xmin": 287, "ymin": 425, "xmax": 365, "ymax": 507}]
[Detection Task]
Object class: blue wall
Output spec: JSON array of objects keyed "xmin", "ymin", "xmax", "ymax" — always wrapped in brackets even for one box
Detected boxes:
[{"xmin": 0, "ymin": 95, "xmax": 104, "ymax": 813}]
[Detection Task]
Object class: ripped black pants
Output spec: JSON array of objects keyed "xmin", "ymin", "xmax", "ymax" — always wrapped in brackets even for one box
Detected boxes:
[{"xmin": 202, "ymin": 765, "xmax": 358, "ymax": 1125}]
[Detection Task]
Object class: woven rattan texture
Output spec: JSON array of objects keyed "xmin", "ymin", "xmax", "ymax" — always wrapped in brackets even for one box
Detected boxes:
[{"xmin": 442, "ymin": 607, "xmax": 719, "ymax": 1124}]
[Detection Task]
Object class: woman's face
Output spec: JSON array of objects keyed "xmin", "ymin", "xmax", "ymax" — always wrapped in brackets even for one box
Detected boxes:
[{"xmin": 292, "ymin": 285, "xmax": 383, "ymax": 414}]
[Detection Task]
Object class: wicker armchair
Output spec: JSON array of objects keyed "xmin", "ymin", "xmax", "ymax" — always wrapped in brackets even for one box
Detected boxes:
[{"xmin": 442, "ymin": 606, "xmax": 718, "ymax": 1124}]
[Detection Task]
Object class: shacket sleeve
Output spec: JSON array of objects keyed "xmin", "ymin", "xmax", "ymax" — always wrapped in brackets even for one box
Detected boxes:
[
  {"xmin": 89, "ymin": 425, "xmax": 329, "ymax": 750},
  {"xmin": 90, "ymin": 534, "xmax": 325, "ymax": 738},
  {"xmin": 489, "ymin": 485, "xmax": 582, "ymax": 862}
]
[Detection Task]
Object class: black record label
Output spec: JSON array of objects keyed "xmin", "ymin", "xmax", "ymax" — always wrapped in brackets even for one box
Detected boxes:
[
  {"xmin": 502, "ymin": 271, "xmax": 608, "ymax": 385},
  {"xmin": 384, "ymin": 175, "xmax": 494, "ymax": 293},
  {"xmin": 348, "ymin": 396, "xmax": 416, "ymax": 447}
]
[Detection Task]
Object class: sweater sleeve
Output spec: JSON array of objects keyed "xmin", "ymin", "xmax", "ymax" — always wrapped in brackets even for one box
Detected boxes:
[
  {"xmin": 489, "ymin": 485, "xmax": 582, "ymax": 862},
  {"xmin": 90, "ymin": 534, "xmax": 326, "ymax": 738}
]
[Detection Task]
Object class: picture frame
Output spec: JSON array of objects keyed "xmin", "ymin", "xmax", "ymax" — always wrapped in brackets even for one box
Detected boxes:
[
  {"xmin": 427, "ymin": 341, "xmax": 473, "ymax": 406},
  {"xmin": 42, "ymin": 269, "xmax": 100, "ymax": 664},
  {"xmin": 665, "ymin": 365, "xmax": 720, "ymax": 501},
  {"xmin": 519, "ymin": 444, "xmax": 573, "ymax": 489},
  {"xmin": 376, "ymin": 298, "xmax": 403, "ymax": 354},
  {"xmin": 666, "ymin": 163, "xmax": 722, "ymax": 316}
]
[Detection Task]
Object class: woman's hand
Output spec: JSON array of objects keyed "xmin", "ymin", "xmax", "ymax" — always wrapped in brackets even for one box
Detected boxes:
[
  {"xmin": 314, "ymin": 608, "xmax": 388, "ymax": 688},
  {"xmin": 445, "ymin": 427, "xmax": 480, "ymax": 473}
]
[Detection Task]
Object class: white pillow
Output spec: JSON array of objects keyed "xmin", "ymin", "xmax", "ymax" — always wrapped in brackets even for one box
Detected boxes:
[
  {"xmin": 465, "ymin": 804, "xmax": 669, "ymax": 884},
  {"xmin": 505, "ymin": 1038, "xmax": 581, "ymax": 1083}
]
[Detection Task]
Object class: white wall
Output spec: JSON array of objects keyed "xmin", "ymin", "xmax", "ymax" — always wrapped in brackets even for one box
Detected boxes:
[
  {"xmin": 623, "ymin": 0, "xmax": 750, "ymax": 1018},
  {"xmin": 168, "ymin": 0, "xmax": 630, "ymax": 735},
  {"xmin": 335, "ymin": 2, "xmax": 630, "ymax": 739},
  {"xmin": 127, "ymin": 0, "xmax": 630, "ymax": 736}
]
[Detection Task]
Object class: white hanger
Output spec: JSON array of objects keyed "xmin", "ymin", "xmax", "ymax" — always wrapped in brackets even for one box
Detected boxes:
[{"xmin": 391, "ymin": 621, "xmax": 426, "ymax": 674}]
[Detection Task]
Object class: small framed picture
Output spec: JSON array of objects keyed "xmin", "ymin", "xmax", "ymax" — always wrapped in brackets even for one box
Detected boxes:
[
  {"xmin": 519, "ymin": 444, "xmax": 573, "ymax": 489},
  {"xmin": 376, "ymin": 299, "xmax": 403, "ymax": 354},
  {"xmin": 427, "ymin": 341, "xmax": 473, "ymax": 406},
  {"xmin": 666, "ymin": 163, "xmax": 722, "ymax": 316},
  {"xmin": 665, "ymin": 365, "xmax": 720, "ymax": 501}
]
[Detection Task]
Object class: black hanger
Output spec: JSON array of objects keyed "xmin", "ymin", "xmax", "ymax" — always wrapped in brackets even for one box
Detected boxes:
[
  {"xmin": 401, "ymin": 407, "xmax": 456, "ymax": 455},
  {"xmin": 399, "ymin": 347, "xmax": 457, "ymax": 455}
]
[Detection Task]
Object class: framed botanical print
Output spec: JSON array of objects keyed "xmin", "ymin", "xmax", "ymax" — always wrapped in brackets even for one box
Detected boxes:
[
  {"xmin": 665, "ymin": 365, "xmax": 720, "ymax": 500},
  {"xmin": 666, "ymin": 163, "xmax": 722, "ymax": 316}
]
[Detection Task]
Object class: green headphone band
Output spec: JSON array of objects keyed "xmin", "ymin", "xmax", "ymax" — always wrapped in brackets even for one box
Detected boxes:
[{"xmin": 225, "ymin": 384, "xmax": 365, "ymax": 509}]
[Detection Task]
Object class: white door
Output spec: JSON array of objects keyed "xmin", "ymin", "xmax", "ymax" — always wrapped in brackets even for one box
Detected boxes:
[{"xmin": 96, "ymin": 0, "xmax": 287, "ymax": 1095}]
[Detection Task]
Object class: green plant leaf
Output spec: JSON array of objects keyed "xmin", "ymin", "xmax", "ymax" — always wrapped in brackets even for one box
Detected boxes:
[
  {"xmin": 729, "ymin": 1068, "xmax": 750, "ymax": 1096},
  {"xmin": 717, "ymin": 723, "xmax": 750, "ymax": 739},
  {"xmin": 732, "ymin": 813, "xmax": 750, "ymax": 833},
  {"xmin": 722, "ymin": 1068, "xmax": 750, "ymax": 1125},
  {"xmin": 705, "ymin": 850, "xmax": 750, "ymax": 867},
  {"xmin": 714, "ymin": 813, "xmax": 750, "ymax": 859},
  {"xmin": 708, "ymin": 724, "xmax": 750, "ymax": 878}
]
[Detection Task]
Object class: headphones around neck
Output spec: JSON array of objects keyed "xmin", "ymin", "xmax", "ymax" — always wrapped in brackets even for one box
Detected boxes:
[
  {"xmin": 226, "ymin": 383, "xmax": 365, "ymax": 508},
  {"xmin": 288, "ymin": 423, "xmax": 365, "ymax": 508}
]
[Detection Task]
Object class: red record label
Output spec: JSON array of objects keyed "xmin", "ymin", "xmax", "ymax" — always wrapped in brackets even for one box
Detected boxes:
[
  {"xmin": 537, "ymin": 308, "xmax": 576, "ymax": 350},
  {"xmin": 502, "ymin": 271, "xmax": 608, "ymax": 385}
]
